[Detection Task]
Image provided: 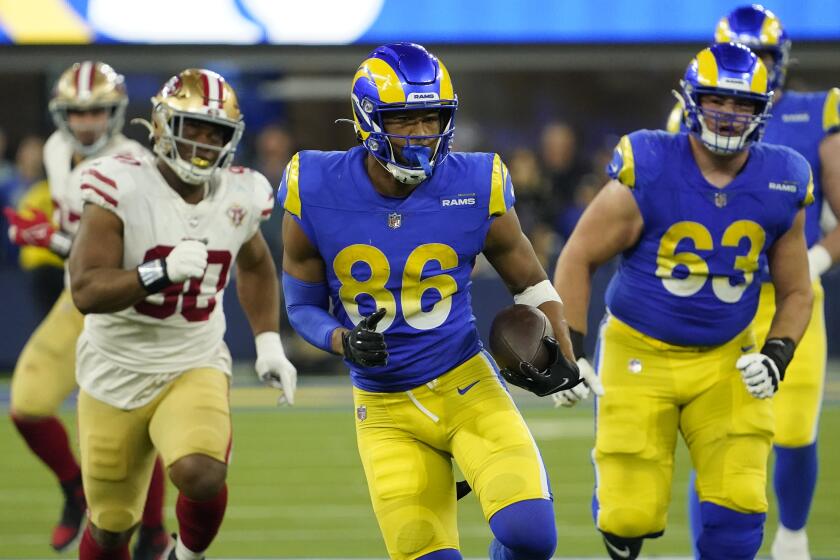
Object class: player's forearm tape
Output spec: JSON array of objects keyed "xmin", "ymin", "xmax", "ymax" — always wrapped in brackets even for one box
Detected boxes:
[
  {"xmin": 137, "ymin": 259, "xmax": 171, "ymax": 294},
  {"xmin": 569, "ymin": 329, "xmax": 585, "ymax": 360},
  {"xmin": 761, "ymin": 337, "xmax": 796, "ymax": 381},
  {"xmin": 49, "ymin": 231, "xmax": 72, "ymax": 258},
  {"xmin": 283, "ymin": 273, "xmax": 342, "ymax": 353},
  {"xmin": 513, "ymin": 280, "xmax": 562, "ymax": 307}
]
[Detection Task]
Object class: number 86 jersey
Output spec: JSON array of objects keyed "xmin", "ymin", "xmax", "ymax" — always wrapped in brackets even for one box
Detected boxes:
[
  {"xmin": 278, "ymin": 146, "xmax": 515, "ymax": 392},
  {"xmin": 605, "ymin": 130, "xmax": 813, "ymax": 346},
  {"xmin": 75, "ymin": 154, "xmax": 274, "ymax": 375}
]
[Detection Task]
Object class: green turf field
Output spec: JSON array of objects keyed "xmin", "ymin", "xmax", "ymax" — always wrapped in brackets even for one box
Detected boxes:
[{"xmin": 2, "ymin": 371, "xmax": 839, "ymax": 559}]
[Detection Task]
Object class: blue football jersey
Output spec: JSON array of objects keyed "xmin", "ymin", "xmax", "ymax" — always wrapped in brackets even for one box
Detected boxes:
[
  {"xmin": 277, "ymin": 146, "xmax": 515, "ymax": 392},
  {"xmin": 605, "ymin": 130, "xmax": 813, "ymax": 346},
  {"xmin": 763, "ymin": 89, "xmax": 840, "ymax": 247},
  {"xmin": 668, "ymin": 88, "xmax": 839, "ymax": 248}
]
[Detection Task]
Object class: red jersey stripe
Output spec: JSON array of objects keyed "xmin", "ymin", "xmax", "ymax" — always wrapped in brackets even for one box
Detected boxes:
[
  {"xmin": 82, "ymin": 168, "xmax": 118, "ymax": 190},
  {"xmin": 81, "ymin": 184, "xmax": 118, "ymax": 208}
]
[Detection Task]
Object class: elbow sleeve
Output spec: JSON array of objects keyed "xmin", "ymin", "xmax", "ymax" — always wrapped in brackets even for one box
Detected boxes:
[{"xmin": 282, "ymin": 273, "xmax": 341, "ymax": 353}]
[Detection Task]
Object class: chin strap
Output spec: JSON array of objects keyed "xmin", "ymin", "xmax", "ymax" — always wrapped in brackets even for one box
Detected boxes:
[{"xmin": 401, "ymin": 145, "xmax": 433, "ymax": 176}]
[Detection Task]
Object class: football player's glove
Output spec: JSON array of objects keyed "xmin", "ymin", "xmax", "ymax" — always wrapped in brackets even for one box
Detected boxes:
[
  {"xmin": 138, "ymin": 239, "xmax": 207, "ymax": 294},
  {"xmin": 342, "ymin": 308, "xmax": 388, "ymax": 367},
  {"xmin": 736, "ymin": 337, "xmax": 795, "ymax": 399},
  {"xmin": 255, "ymin": 332, "xmax": 298, "ymax": 406},
  {"xmin": 808, "ymin": 244, "xmax": 832, "ymax": 280},
  {"xmin": 552, "ymin": 357, "xmax": 604, "ymax": 407},
  {"xmin": 500, "ymin": 336, "xmax": 582, "ymax": 397},
  {"xmin": 164, "ymin": 240, "xmax": 208, "ymax": 283},
  {"xmin": 552, "ymin": 329, "xmax": 605, "ymax": 407},
  {"xmin": 3, "ymin": 207, "xmax": 72, "ymax": 257}
]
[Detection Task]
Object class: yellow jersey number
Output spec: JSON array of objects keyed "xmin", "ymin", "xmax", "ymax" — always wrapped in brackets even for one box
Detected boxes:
[
  {"xmin": 655, "ymin": 220, "xmax": 765, "ymax": 303},
  {"xmin": 333, "ymin": 243, "xmax": 459, "ymax": 331}
]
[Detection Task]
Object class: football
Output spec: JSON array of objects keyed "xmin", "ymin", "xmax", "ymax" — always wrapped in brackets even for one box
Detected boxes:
[{"xmin": 488, "ymin": 304, "xmax": 555, "ymax": 372}]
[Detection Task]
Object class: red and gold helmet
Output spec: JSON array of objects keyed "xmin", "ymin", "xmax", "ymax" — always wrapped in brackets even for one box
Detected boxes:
[
  {"xmin": 148, "ymin": 69, "xmax": 244, "ymax": 185},
  {"xmin": 48, "ymin": 61, "xmax": 128, "ymax": 156}
]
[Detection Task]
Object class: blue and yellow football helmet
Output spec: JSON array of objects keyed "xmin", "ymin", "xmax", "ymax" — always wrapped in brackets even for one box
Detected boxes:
[
  {"xmin": 351, "ymin": 42, "xmax": 457, "ymax": 185},
  {"xmin": 678, "ymin": 42, "xmax": 773, "ymax": 155},
  {"xmin": 714, "ymin": 4, "xmax": 790, "ymax": 92}
]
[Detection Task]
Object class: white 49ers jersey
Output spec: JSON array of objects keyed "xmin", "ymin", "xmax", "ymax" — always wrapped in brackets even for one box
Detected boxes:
[
  {"xmin": 75, "ymin": 153, "xmax": 273, "ymax": 386},
  {"xmin": 44, "ymin": 130, "xmax": 148, "ymax": 237}
]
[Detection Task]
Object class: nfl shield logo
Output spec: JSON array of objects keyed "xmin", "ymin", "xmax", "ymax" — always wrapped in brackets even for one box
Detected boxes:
[
  {"xmin": 356, "ymin": 404, "xmax": 367, "ymax": 421},
  {"xmin": 714, "ymin": 192, "xmax": 727, "ymax": 208},
  {"xmin": 387, "ymin": 212, "xmax": 402, "ymax": 229}
]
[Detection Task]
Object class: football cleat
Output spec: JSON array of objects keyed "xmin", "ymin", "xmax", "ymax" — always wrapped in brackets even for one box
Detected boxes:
[
  {"xmin": 167, "ymin": 533, "xmax": 204, "ymax": 560},
  {"xmin": 51, "ymin": 476, "xmax": 86, "ymax": 551},
  {"xmin": 132, "ymin": 525, "xmax": 171, "ymax": 560},
  {"xmin": 677, "ymin": 42, "xmax": 773, "ymax": 155},
  {"xmin": 771, "ymin": 525, "xmax": 811, "ymax": 560}
]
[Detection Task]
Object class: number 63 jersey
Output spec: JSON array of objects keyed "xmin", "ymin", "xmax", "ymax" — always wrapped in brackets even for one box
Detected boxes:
[
  {"xmin": 278, "ymin": 146, "xmax": 515, "ymax": 392},
  {"xmin": 74, "ymin": 154, "xmax": 273, "ymax": 378},
  {"xmin": 605, "ymin": 130, "xmax": 813, "ymax": 346}
]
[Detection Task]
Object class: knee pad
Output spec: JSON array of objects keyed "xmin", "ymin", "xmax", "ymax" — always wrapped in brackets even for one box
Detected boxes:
[
  {"xmin": 697, "ymin": 502, "xmax": 764, "ymax": 560},
  {"xmin": 489, "ymin": 499, "xmax": 556, "ymax": 559}
]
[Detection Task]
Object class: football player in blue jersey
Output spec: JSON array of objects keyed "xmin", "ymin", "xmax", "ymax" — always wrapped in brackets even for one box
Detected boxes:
[
  {"xmin": 553, "ymin": 43, "xmax": 815, "ymax": 560},
  {"xmin": 279, "ymin": 42, "xmax": 595, "ymax": 560},
  {"xmin": 666, "ymin": 6, "xmax": 840, "ymax": 558}
]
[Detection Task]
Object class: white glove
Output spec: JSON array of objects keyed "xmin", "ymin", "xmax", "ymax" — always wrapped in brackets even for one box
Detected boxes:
[
  {"xmin": 736, "ymin": 353, "xmax": 781, "ymax": 399},
  {"xmin": 807, "ymin": 244, "xmax": 832, "ymax": 280},
  {"xmin": 552, "ymin": 357, "xmax": 605, "ymax": 407},
  {"xmin": 165, "ymin": 240, "xmax": 208, "ymax": 283},
  {"xmin": 255, "ymin": 332, "xmax": 297, "ymax": 406}
]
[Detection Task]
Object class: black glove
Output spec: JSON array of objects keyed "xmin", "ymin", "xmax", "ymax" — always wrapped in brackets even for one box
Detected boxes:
[
  {"xmin": 342, "ymin": 308, "xmax": 388, "ymax": 367},
  {"xmin": 500, "ymin": 336, "xmax": 582, "ymax": 397}
]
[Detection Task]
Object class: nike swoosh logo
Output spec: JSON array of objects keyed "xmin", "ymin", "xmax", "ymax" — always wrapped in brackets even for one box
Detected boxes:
[
  {"xmin": 604, "ymin": 540, "xmax": 631, "ymax": 559},
  {"xmin": 741, "ymin": 344, "xmax": 755, "ymax": 352},
  {"xmin": 457, "ymin": 380, "xmax": 480, "ymax": 395}
]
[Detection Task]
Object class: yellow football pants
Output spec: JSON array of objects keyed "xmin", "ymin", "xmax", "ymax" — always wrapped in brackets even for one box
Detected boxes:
[
  {"xmin": 10, "ymin": 289, "xmax": 84, "ymax": 417},
  {"xmin": 353, "ymin": 351, "xmax": 551, "ymax": 559},
  {"xmin": 594, "ymin": 316, "xmax": 773, "ymax": 538},
  {"xmin": 78, "ymin": 368, "xmax": 230, "ymax": 532},
  {"xmin": 753, "ymin": 281, "xmax": 826, "ymax": 447}
]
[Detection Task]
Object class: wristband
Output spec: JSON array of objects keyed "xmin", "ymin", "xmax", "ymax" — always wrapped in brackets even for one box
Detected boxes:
[
  {"xmin": 137, "ymin": 259, "xmax": 171, "ymax": 294},
  {"xmin": 760, "ymin": 337, "xmax": 796, "ymax": 381},
  {"xmin": 48, "ymin": 231, "xmax": 73, "ymax": 258},
  {"xmin": 569, "ymin": 329, "xmax": 586, "ymax": 360}
]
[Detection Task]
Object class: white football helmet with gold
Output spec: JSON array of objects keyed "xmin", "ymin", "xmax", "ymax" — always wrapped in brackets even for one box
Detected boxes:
[
  {"xmin": 48, "ymin": 61, "xmax": 128, "ymax": 157},
  {"xmin": 141, "ymin": 69, "xmax": 244, "ymax": 185}
]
